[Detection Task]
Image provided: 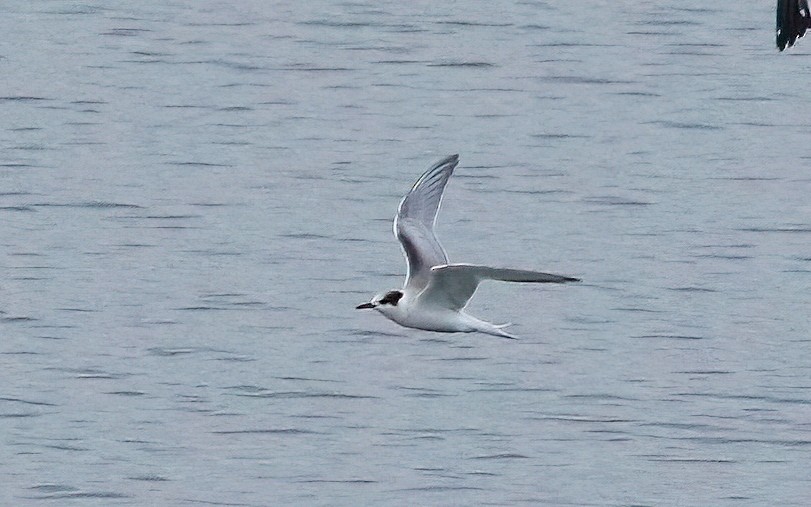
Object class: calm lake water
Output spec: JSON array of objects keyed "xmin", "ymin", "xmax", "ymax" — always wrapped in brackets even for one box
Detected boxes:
[{"xmin": 1, "ymin": 1, "xmax": 810, "ymax": 505}]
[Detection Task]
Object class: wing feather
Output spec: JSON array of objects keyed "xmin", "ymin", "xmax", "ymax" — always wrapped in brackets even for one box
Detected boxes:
[
  {"xmin": 419, "ymin": 264, "xmax": 580, "ymax": 311},
  {"xmin": 394, "ymin": 155, "xmax": 459, "ymax": 291},
  {"xmin": 777, "ymin": 0, "xmax": 811, "ymax": 50}
]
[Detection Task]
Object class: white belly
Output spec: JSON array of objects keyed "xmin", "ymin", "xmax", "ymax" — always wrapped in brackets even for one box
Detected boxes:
[{"xmin": 389, "ymin": 309, "xmax": 474, "ymax": 333}]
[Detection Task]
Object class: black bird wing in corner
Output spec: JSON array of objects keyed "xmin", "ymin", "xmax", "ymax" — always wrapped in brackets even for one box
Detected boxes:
[{"xmin": 777, "ymin": 0, "xmax": 811, "ymax": 50}]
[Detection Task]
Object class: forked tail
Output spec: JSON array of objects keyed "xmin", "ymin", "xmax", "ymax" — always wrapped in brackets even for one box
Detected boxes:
[{"xmin": 475, "ymin": 320, "xmax": 519, "ymax": 340}]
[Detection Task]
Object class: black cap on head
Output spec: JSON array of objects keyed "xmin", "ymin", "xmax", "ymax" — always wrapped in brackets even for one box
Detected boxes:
[{"xmin": 379, "ymin": 290, "xmax": 403, "ymax": 306}]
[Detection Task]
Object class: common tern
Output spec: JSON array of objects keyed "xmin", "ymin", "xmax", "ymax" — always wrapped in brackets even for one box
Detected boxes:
[{"xmin": 356, "ymin": 154, "xmax": 579, "ymax": 339}]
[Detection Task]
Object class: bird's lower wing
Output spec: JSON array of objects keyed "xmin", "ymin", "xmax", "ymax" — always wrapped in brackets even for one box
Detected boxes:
[
  {"xmin": 459, "ymin": 265, "xmax": 580, "ymax": 284},
  {"xmin": 419, "ymin": 263, "xmax": 579, "ymax": 311}
]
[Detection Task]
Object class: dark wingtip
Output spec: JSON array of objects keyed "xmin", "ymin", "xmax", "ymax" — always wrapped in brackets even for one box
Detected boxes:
[
  {"xmin": 776, "ymin": 0, "xmax": 811, "ymax": 50},
  {"xmin": 422, "ymin": 154, "xmax": 460, "ymax": 178},
  {"xmin": 440, "ymin": 154, "xmax": 459, "ymax": 165}
]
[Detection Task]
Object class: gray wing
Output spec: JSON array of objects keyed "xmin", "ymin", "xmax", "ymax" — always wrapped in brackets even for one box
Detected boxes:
[
  {"xmin": 394, "ymin": 154, "xmax": 459, "ymax": 292},
  {"xmin": 777, "ymin": 0, "xmax": 811, "ymax": 50},
  {"xmin": 418, "ymin": 264, "xmax": 580, "ymax": 311}
]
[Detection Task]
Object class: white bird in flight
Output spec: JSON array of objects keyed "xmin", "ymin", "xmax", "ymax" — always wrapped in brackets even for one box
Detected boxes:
[{"xmin": 356, "ymin": 154, "xmax": 579, "ymax": 339}]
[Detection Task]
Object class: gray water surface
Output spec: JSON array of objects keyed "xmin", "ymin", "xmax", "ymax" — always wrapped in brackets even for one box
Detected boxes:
[{"xmin": 2, "ymin": 1, "xmax": 810, "ymax": 505}]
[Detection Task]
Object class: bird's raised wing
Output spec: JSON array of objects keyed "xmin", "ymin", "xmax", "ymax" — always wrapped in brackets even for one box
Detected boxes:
[
  {"xmin": 418, "ymin": 263, "xmax": 580, "ymax": 311},
  {"xmin": 777, "ymin": 0, "xmax": 811, "ymax": 50},
  {"xmin": 394, "ymin": 154, "xmax": 459, "ymax": 292}
]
